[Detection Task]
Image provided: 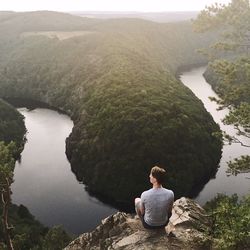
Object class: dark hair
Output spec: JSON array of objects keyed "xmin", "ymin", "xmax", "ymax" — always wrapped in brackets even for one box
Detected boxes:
[{"xmin": 150, "ymin": 166, "xmax": 166, "ymax": 185}]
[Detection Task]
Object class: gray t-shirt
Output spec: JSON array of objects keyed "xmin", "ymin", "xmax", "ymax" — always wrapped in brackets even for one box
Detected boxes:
[{"xmin": 141, "ymin": 187, "xmax": 174, "ymax": 226}]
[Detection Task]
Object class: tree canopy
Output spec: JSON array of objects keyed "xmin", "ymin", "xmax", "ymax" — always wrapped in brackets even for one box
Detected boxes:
[
  {"xmin": 0, "ymin": 11, "xmax": 222, "ymax": 205},
  {"xmin": 194, "ymin": 0, "xmax": 250, "ymax": 175},
  {"xmin": 204, "ymin": 194, "xmax": 250, "ymax": 249},
  {"xmin": 0, "ymin": 99, "xmax": 26, "ymax": 154}
]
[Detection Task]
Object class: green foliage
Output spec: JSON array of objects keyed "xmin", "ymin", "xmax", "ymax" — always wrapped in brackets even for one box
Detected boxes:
[
  {"xmin": 224, "ymin": 102, "xmax": 250, "ymax": 128},
  {"xmin": 42, "ymin": 226, "xmax": 72, "ymax": 250},
  {"xmin": 223, "ymin": 102, "xmax": 250, "ymax": 139},
  {"xmin": 204, "ymin": 194, "xmax": 250, "ymax": 249},
  {"xmin": 204, "ymin": 58, "xmax": 250, "ymax": 141},
  {"xmin": 227, "ymin": 155, "xmax": 250, "ymax": 176},
  {"xmin": 205, "ymin": 58, "xmax": 250, "ymax": 106},
  {"xmin": 0, "ymin": 202, "xmax": 72, "ymax": 250},
  {"xmin": 0, "ymin": 142, "xmax": 43, "ymax": 249},
  {"xmin": 0, "ymin": 141, "xmax": 16, "ymax": 182},
  {"xmin": 194, "ymin": 0, "xmax": 250, "ymax": 175},
  {"xmin": 0, "ymin": 141, "xmax": 71, "ymax": 249},
  {"xmin": 7, "ymin": 204, "xmax": 47, "ymax": 250},
  {"xmin": 203, "ymin": 58, "xmax": 250, "ymax": 150},
  {"xmin": 193, "ymin": 0, "xmax": 250, "ymax": 55},
  {"xmin": 0, "ymin": 11, "xmax": 222, "ymax": 204},
  {"xmin": 0, "ymin": 99, "xmax": 26, "ymax": 155},
  {"xmin": 67, "ymin": 64, "xmax": 222, "ymax": 201},
  {"xmin": 0, "ymin": 141, "xmax": 18, "ymax": 249}
]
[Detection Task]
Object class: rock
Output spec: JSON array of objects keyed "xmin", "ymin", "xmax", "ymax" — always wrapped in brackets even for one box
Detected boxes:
[{"xmin": 65, "ymin": 197, "xmax": 211, "ymax": 250}]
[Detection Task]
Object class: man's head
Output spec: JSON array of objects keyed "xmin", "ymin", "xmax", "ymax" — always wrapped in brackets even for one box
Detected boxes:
[{"xmin": 149, "ymin": 166, "xmax": 166, "ymax": 185}]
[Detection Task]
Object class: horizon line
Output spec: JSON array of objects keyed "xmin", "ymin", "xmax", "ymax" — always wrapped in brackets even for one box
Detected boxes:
[{"xmin": 0, "ymin": 9, "xmax": 200, "ymax": 13}]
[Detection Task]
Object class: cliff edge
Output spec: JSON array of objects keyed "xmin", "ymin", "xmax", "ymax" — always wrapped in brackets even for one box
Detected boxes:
[{"xmin": 65, "ymin": 197, "xmax": 211, "ymax": 250}]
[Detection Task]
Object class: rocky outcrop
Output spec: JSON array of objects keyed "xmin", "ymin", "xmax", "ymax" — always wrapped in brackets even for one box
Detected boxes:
[{"xmin": 65, "ymin": 198, "xmax": 211, "ymax": 250}]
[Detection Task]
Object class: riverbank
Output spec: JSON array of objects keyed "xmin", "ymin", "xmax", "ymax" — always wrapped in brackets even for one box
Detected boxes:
[
  {"xmin": 180, "ymin": 66, "xmax": 250, "ymax": 205},
  {"xmin": 11, "ymin": 107, "xmax": 117, "ymax": 235},
  {"xmin": 11, "ymin": 65, "xmax": 250, "ymax": 235}
]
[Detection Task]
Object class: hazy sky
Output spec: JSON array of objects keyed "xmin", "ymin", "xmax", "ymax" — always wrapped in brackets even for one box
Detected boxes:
[{"xmin": 0, "ymin": 0, "xmax": 231, "ymax": 12}]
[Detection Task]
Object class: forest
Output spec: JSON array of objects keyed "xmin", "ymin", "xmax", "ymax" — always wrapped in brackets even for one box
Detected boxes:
[
  {"xmin": 194, "ymin": 0, "xmax": 250, "ymax": 175},
  {"xmin": 0, "ymin": 11, "xmax": 222, "ymax": 205},
  {"xmin": 193, "ymin": 1, "xmax": 250, "ymax": 248},
  {"xmin": 0, "ymin": 99, "xmax": 26, "ymax": 154},
  {"xmin": 0, "ymin": 100, "xmax": 71, "ymax": 249},
  {"xmin": 0, "ymin": 0, "xmax": 249, "ymax": 248}
]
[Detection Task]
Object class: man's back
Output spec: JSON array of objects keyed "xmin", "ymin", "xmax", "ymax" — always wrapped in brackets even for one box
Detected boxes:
[{"xmin": 141, "ymin": 187, "xmax": 174, "ymax": 226}]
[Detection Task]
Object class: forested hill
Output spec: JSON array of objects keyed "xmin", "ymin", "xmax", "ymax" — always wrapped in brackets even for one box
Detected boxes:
[
  {"xmin": 0, "ymin": 11, "xmax": 98, "ymax": 33},
  {"xmin": 0, "ymin": 99, "xmax": 25, "ymax": 152},
  {"xmin": 0, "ymin": 11, "xmax": 222, "ymax": 206},
  {"xmin": 0, "ymin": 11, "xmax": 211, "ymax": 71},
  {"xmin": 70, "ymin": 11, "xmax": 199, "ymax": 23}
]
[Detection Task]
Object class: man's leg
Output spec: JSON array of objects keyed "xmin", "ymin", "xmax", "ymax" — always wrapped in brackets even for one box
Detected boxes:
[{"xmin": 134, "ymin": 198, "xmax": 142, "ymax": 218}]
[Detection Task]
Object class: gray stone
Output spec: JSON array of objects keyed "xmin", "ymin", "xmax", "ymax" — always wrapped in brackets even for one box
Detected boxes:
[{"xmin": 65, "ymin": 197, "xmax": 211, "ymax": 250}]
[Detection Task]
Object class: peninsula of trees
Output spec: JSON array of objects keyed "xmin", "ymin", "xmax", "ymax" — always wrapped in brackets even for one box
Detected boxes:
[{"xmin": 0, "ymin": 11, "xmax": 222, "ymax": 205}]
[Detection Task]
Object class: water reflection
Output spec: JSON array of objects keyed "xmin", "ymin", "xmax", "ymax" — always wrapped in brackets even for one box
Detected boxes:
[
  {"xmin": 11, "ymin": 108, "xmax": 117, "ymax": 235},
  {"xmin": 11, "ymin": 66, "xmax": 250, "ymax": 234},
  {"xmin": 180, "ymin": 67, "xmax": 250, "ymax": 205}
]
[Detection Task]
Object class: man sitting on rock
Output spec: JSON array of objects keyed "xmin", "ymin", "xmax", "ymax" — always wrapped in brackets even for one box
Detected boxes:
[{"xmin": 135, "ymin": 166, "xmax": 174, "ymax": 229}]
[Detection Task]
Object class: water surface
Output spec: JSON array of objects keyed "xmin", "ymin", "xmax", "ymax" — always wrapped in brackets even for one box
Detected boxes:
[
  {"xmin": 180, "ymin": 67, "xmax": 250, "ymax": 205},
  {"xmin": 11, "ymin": 66, "xmax": 249, "ymax": 235},
  {"xmin": 12, "ymin": 108, "xmax": 117, "ymax": 235}
]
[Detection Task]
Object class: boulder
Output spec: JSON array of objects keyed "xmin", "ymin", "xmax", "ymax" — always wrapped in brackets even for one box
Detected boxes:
[{"xmin": 65, "ymin": 197, "xmax": 211, "ymax": 250}]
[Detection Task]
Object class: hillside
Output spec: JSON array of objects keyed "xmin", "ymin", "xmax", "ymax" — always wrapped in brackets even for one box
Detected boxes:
[
  {"xmin": 0, "ymin": 11, "xmax": 222, "ymax": 207},
  {"xmin": 0, "ymin": 99, "xmax": 26, "ymax": 152},
  {"xmin": 70, "ymin": 11, "xmax": 199, "ymax": 23}
]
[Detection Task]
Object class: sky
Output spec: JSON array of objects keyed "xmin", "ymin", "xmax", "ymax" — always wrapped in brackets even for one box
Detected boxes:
[{"xmin": 0, "ymin": 0, "xmax": 231, "ymax": 12}]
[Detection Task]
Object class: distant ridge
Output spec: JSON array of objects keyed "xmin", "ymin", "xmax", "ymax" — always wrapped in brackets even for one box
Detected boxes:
[{"xmin": 69, "ymin": 11, "xmax": 199, "ymax": 23}]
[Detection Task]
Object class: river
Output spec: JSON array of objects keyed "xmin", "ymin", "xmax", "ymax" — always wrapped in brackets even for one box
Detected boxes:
[
  {"xmin": 180, "ymin": 66, "xmax": 250, "ymax": 205},
  {"xmin": 11, "ymin": 66, "xmax": 249, "ymax": 235},
  {"xmin": 11, "ymin": 108, "xmax": 117, "ymax": 235}
]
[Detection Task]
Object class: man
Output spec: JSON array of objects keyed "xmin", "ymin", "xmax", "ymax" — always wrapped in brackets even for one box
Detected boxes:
[{"xmin": 135, "ymin": 166, "xmax": 174, "ymax": 229}]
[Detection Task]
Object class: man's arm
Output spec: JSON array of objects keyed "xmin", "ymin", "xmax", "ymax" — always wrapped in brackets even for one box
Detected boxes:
[
  {"xmin": 140, "ymin": 193, "xmax": 145, "ymax": 215},
  {"xmin": 140, "ymin": 202, "xmax": 145, "ymax": 215}
]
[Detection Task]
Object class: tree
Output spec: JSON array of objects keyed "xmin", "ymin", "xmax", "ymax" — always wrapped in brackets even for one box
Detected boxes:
[
  {"xmin": 193, "ymin": 0, "xmax": 250, "ymax": 53},
  {"xmin": 193, "ymin": 0, "xmax": 250, "ymax": 175},
  {"xmin": 204, "ymin": 194, "xmax": 250, "ymax": 249},
  {"xmin": 42, "ymin": 225, "xmax": 72, "ymax": 250},
  {"xmin": 0, "ymin": 141, "xmax": 16, "ymax": 250},
  {"xmin": 226, "ymin": 155, "xmax": 250, "ymax": 176}
]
